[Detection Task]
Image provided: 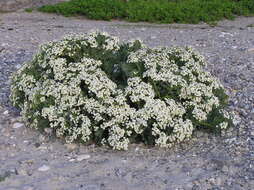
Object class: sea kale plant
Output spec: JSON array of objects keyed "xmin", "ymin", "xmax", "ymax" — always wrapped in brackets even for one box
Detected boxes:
[{"xmin": 10, "ymin": 31, "xmax": 233, "ymax": 150}]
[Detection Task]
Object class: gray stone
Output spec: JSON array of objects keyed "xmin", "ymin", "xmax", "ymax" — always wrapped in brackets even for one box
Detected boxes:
[
  {"xmin": 76, "ymin": 154, "xmax": 91, "ymax": 161},
  {"xmin": 38, "ymin": 165, "xmax": 50, "ymax": 172},
  {"xmin": 13, "ymin": 122, "xmax": 24, "ymax": 129}
]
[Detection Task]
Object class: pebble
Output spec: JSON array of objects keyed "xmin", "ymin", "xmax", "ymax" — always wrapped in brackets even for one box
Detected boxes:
[
  {"xmin": 34, "ymin": 142, "xmax": 41, "ymax": 148},
  {"xmin": 222, "ymin": 165, "xmax": 229, "ymax": 173},
  {"xmin": 219, "ymin": 32, "xmax": 234, "ymax": 38},
  {"xmin": 247, "ymin": 48, "xmax": 254, "ymax": 53},
  {"xmin": 3, "ymin": 110, "xmax": 8, "ymax": 115},
  {"xmin": 38, "ymin": 165, "xmax": 50, "ymax": 172},
  {"xmin": 76, "ymin": 154, "xmax": 91, "ymax": 161},
  {"xmin": 13, "ymin": 122, "xmax": 24, "ymax": 129},
  {"xmin": 135, "ymin": 147, "xmax": 139, "ymax": 152},
  {"xmin": 38, "ymin": 146, "xmax": 48, "ymax": 150}
]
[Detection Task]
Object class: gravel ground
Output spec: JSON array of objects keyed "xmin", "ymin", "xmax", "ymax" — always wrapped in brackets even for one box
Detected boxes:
[
  {"xmin": 0, "ymin": 0, "xmax": 69, "ymax": 12},
  {"xmin": 0, "ymin": 11, "xmax": 254, "ymax": 190}
]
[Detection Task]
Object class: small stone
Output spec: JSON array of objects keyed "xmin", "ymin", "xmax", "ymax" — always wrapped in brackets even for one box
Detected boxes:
[
  {"xmin": 9, "ymin": 168, "xmax": 18, "ymax": 175},
  {"xmin": 13, "ymin": 122, "xmax": 24, "ymax": 129},
  {"xmin": 76, "ymin": 154, "xmax": 91, "ymax": 161},
  {"xmin": 247, "ymin": 48, "xmax": 254, "ymax": 53},
  {"xmin": 34, "ymin": 142, "xmax": 41, "ymax": 148},
  {"xmin": 38, "ymin": 165, "xmax": 50, "ymax": 172},
  {"xmin": 219, "ymin": 32, "xmax": 233, "ymax": 37},
  {"xmin": 222, "ymin": 165, "xmax": 229, "ymax": 173},
  {"xmin": 38, "ymin": 146, "xmax": 47, "ymax": 150},
  {"xmin": 69, "ymin": 158, "xmax": 75, "ymax": 162},
  {"xmin": 3, "ymin": 110, "xmax": 8, "ymax": 115},
  {"xmin": 250, "ymin": 131, "xmax": 254, "ymax": 136},
  {"xmin": 209, "ymin": 177, "xmax": 216, "ymax": 184}
]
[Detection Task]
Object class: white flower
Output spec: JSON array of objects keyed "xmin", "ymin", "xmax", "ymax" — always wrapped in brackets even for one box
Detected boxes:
[
  {"xmin": 217, "ymin": 122, "xmax": 228, "ymax": 129},
  {"xmin": 10, "ymin": 31, "xmax": 231, "ymax": 150}
]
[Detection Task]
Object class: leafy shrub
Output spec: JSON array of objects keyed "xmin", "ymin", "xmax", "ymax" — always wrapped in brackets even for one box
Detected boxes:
[
  {"xmin": 10, "ymin": 31, "xmax": 233, "ymax": 150},
  {"xmin": 38, "ymin": 0, "xmax": 254, "ymax": 24}
]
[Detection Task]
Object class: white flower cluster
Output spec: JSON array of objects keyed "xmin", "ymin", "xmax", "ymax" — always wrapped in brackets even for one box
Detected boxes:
[{"xmin": 10, "ymin": 31, "xmax": 233, "ymax": 150}]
